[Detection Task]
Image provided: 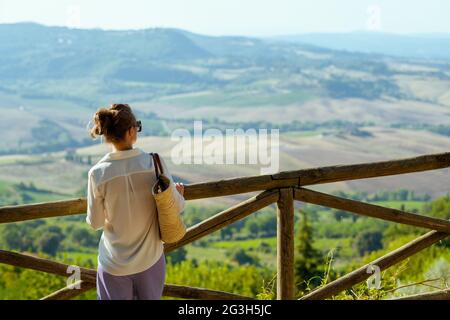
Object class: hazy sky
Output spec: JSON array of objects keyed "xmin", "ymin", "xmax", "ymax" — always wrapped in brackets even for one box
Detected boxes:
[{"xmin": 0, "ymin": 0, "xmax": 449, "ymax": 36}]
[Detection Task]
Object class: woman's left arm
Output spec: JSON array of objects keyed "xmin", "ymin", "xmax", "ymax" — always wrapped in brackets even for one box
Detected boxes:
[{"xmin": 86, "ymin": 170, "xmax": 106, "ymax": 230}]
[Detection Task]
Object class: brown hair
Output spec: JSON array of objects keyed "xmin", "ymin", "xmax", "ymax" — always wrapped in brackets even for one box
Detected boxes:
[{"xmin": 90, "ymin": 104, "xmax": 137, "ymax": 142}]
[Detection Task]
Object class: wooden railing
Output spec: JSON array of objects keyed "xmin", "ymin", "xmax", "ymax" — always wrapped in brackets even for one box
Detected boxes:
[{"xmin": 0, "ymin": 152, "xmax": 449, "ymax": 300}]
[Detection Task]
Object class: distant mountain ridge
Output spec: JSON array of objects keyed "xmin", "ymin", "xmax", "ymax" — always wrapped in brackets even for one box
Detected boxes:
[
  {"xmin": 269, "ymin": 31, "xmax": 450, "ymax": 60},
  {"xmin": 0, "ymin": 22, "xmax": 450, "ymax": 156},
  {"xmin": 0, "ymin": 22, "xmax": 448, "ymax": 103},
  {"xmin": 0, "ymin": 22, "xmax": 213, "ymax": 80}
]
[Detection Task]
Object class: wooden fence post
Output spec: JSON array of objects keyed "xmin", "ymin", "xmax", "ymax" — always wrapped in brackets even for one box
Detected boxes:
[{"xmin": 277, "ymin": 188, "xmax": 295, "ymax": 300}]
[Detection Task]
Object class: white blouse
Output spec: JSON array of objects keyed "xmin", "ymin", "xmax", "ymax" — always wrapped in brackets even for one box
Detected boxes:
[{"xmin": 86, "ymin": 147, "xmax": 185, "ymax": 276}]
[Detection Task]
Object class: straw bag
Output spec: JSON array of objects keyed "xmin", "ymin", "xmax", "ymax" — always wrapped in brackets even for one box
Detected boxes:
[{"xmin": 150, "ymin": 152, "xmax": 186, "ymax": 244}]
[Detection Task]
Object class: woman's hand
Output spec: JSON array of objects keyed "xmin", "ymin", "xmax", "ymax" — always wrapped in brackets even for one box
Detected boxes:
[{"xmin": 175, "ymin": 182, "xmax": 184, "ymax": 196}]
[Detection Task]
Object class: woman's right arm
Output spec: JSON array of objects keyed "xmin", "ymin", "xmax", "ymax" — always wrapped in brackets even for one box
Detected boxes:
[
  {"xmin": 175, "ymin": 182, "xmax": 184, "ymax": 196},
  {"xmin": 158, "ymin": 155, "xmax": 185, "ymax": 212}
]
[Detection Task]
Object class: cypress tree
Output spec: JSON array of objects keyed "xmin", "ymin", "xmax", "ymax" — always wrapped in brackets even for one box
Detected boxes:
[{"xmin": 294, "ymin": 210, "xmax": 323, "ymax": 295}]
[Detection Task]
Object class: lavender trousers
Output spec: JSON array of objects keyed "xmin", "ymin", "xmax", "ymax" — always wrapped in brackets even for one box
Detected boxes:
[{"xmin": 96, "ymin": 253, "xmax": 166, "ymax": 300}]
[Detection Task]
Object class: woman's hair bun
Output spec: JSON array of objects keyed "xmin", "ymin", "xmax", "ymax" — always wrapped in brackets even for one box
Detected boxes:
[
  {"xmin": 90, "ymin": 108, "xmax": 114, "ymax": 138},
  {"xmin": 89, "ymin": 104, "xmax": 136, "ymax": 141}
]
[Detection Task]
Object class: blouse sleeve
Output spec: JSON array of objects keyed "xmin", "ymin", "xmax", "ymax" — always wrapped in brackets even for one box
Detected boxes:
[{"xmin": 86, "ymin": 170, "xmax": 106, "ymax": 230}]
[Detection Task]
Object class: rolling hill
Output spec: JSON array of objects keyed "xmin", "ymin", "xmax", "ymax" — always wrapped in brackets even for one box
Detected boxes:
[
  {"xmin": 270, "ymin": 32, "xmax": 450, "ymax": 60},
  {"xmin": 0, "ymin": 22, "xmax": 448, "ymax": 200}
]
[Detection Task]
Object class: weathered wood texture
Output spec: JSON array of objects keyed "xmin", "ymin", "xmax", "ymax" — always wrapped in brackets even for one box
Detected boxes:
[
  {"xmin": 163, "ymin": 284, "xmax": 255, "ymax": 300},
  {"xmin": 277, "ymin": 188, "xmax": 295, "ymax": 300},
  {"xmin": 0, "ymin": 249, "xmax": 97, "ymax": 283},
  {"xmin": 294, "ymin": 188, "xmax": 450, "ymax": 233},
  {"xmin": 41, "ymin": 281, "xmax": 254, "ymax": 300},
  {"xmin": 1, "ymin": 152, "xmax": 448, "ymax": 222},
  {"xmin": 1, "ymin": 151, "xmax": 449, "ymax": 300},
  {"xmin": 390, "ymin": 289, "xmax": 450, "ymax": 300},
  {"xmin": 300, "ymin": 231, "xmax": 449, "ymax": 300},
  {"xmin": 0, "ymin": 198, "xmax": 86, "ymax": 224},
  {"xmin": 40, "ymin": 280, "xmax": 95, "ymax": 300},
  {"xmin": 164, "ymin": 189, "xmax": 279, "ymax": 253},
  {"xmin": 185, "ymin": 152, "xmax": 450, "ymax": 199}
]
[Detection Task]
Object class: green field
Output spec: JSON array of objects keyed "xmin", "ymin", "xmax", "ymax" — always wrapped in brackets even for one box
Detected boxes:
[
  {"xmin": 371, "ymin": 200, "xmax": 426, "ymax": 212},
  {"xmin": 210, "ymin": 237, "xmax": 277, "ymax": 250},
  {"xmin": 157, "ymin": 90, "xmax": 316, "ymax": 107}
]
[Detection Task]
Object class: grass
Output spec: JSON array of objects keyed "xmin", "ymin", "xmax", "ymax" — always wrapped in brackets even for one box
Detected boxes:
[
  {"xmin": 0, "ymin": 155, "xmax": 57, "ymax": 166},
  {"xmin": 0, "ymin": 157, "xmax": 89, "ymax": 196},
  {"xmin": 59, "ymin": 244, "xmax": 242, "ymax": 269},
  {"xmin": 157, "ymin": 90, "xmax": 315, "ymax": 107},
  {"xmin": 185, "ymin": 244, "xmax": 228, "ymax": 262},
  {"xmin": 58, "ymin": 251, "xmax": 98, "ymax": 267},
  {"xmin": 0, "ymin": 177, "xmax": 70, "ymax": 206},
  {"xmin": 211, "ymin": 237, "xmax": 277, "ymax": 250},
  {"xmin": 54, "ymin": 234, "xmax": 353, "ymax": 272},
  {"xmin": 0, "ymin": 155, "xmax": 36, "ymax": 165},
  {"xmin": 371, "ymin": 200, "xmax": 426, "ymax": 212},
  {"xmin": 314, "ymin": 237, "xmax": 354, "ymax": 259},
  {"xmin": 283, "ymin": 131, "xmax": 324, "ymax": 139},
  {"xmin": 24, "ymin": 190, "xmax": 68, "ymax": 203},
  {"xmin": 0, "ymin": 180, "xmax": 14, "ymax": 193}
]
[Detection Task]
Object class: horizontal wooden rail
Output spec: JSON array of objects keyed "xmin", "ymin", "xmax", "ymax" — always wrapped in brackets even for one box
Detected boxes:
[
  {"xmin": 1, "ymin": 152, "xmax": 448, "ymax": 223},
  {"xmin": 41, "ymin": 280, "xmax": 95, "ymax": 300},
  {"xmin": 0, "ymin": 191, "xmax": 278, "ymax": 300},
  {"xmin": 185, "ymin": 152, "xmax": 450, "ymax": 199},
  {"xmin": 42, "ymin": 281, "xmax": 254, "ymax": 300},
  {"xmin": 1, "ymin": 151, "xmax": 449, "ymax": 300},
  {"xmin": 0, "ymin": 249, "xmax": 255, "ymax": 300},
  {"xmin": 163, "ymin": 284, "xmax": 255, "ymax": 300},
  {"xmin": 0, "ymin": 198, "xmax": 86, "ymax": 224},
  {"xmin": 294, "ymin": 188, "xmax": 450, "ymax": 233},
  {"xmin": 390, "ymin": 289, "xmax": 450, "ymax": 300},
  {"xmin": 0, "ymin": 249, "xmax": 97, "ymax": 283},
  {"xmin": 164, "ymin": 189, "xmax": 279, "ymax": 252},
  {"xmin": 300, "ymin": 231, "xmax": 449, "ymax": 300},
  {"xmin": 185, "ymin": 176, "xmax": 298, "ymax": 200}
]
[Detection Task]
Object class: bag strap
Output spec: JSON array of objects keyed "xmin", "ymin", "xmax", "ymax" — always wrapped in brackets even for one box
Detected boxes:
[{"xmin": 150, "ymin": 152, "xmax": 164, "ymax": 178}]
